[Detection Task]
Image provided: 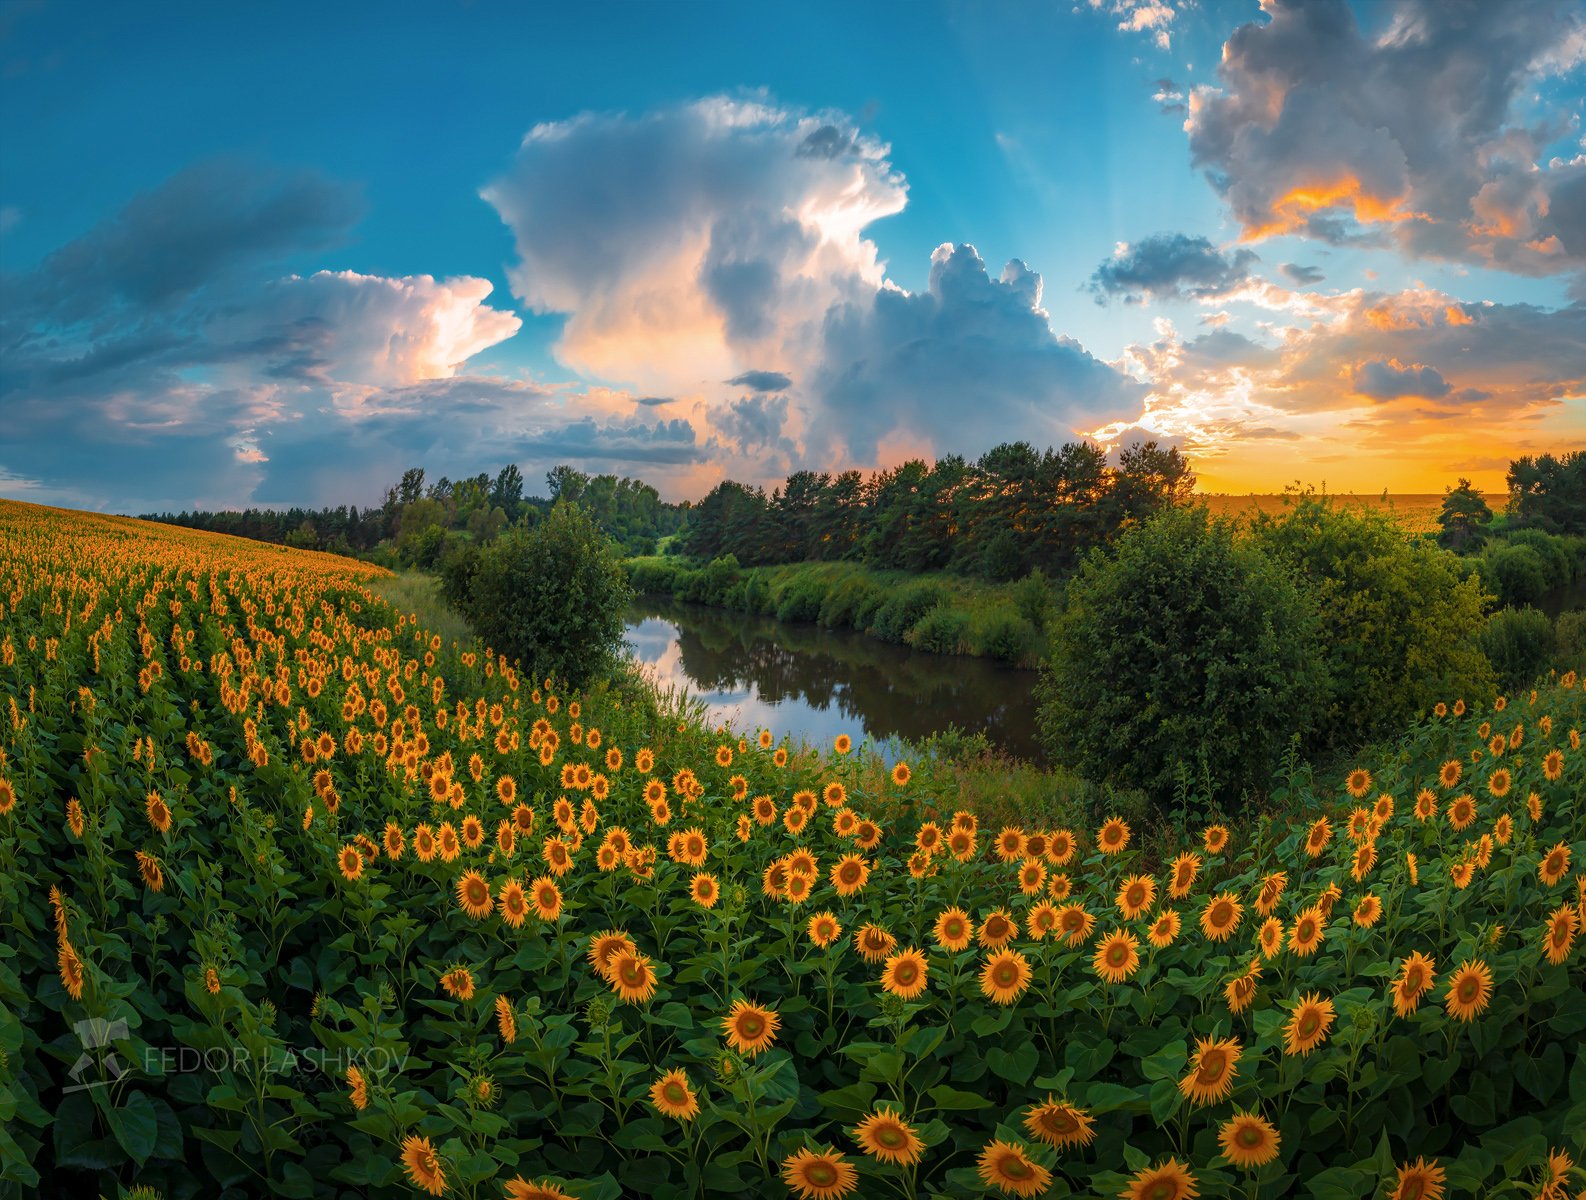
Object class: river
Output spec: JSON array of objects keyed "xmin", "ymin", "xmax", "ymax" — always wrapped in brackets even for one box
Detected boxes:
[{"xmin": 622, "ymin": 598, "xmax": 1044, "ymax": 763}]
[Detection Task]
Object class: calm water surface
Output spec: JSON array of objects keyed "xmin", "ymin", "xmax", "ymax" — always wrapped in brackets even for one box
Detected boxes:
[{"xmin": 623, "ymin": 599, "xmax": 1044, "ymax": 762}]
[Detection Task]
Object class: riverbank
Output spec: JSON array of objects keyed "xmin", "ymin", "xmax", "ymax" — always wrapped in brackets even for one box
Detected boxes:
[{"xmin": 624, "ymin": 556, "xmax": 1053, "ymax": 666}]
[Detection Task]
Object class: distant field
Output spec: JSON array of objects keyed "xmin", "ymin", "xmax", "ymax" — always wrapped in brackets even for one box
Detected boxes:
[{"xmin": 1200, "ymin": 492, "xmax": 1505, "ymax": 534}]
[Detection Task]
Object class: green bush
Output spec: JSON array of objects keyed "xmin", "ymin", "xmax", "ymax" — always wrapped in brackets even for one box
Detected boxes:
[
  {"xmin": 1478, "ymin": 607, "xmax": 1557, "ymax": 692},
  {"xmin": 868, "ymin": 582, "xmax": 947, "ymax": 643},
  {"xmin": 971, "ymin": 611, "xmax": 1039, "ymax": 664},
  {"xmin": 775, "ymin": 579, "xmax": 828, "ymax": 623},
  {"xmin": 1557, "ymin": 610, "xmax": 1586, "ymax": 662},
  {"xmin": 1010, "ymin": 568, "xmax": 1054, "ymax": 631},
  {"xmin": 818, "ymin": 576, "xmax": 883, "ymax": 630},
  {"xmin": 455, "ymin": 501, "xmax": 633, "ymax": 688},
  {"xmin": 1479, "ymin": 544, "xmax": 1549, "ymax": 607},
  {"xmin": 1251, "ymin": 495, "xmax": 1494, "ymax": 748},
  {"xmin": 627, "ymin": 557, "xmax": 681, "ymax": 594},
  {"xmin": 906, "ymin": 606, "xmax": 971, "ymax": 654},
  {"xmin": 1038, "ymin": 506, "xmax": 1325, "ymax": 803}
]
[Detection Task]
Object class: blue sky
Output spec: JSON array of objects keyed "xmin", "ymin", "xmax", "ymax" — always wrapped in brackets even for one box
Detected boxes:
[{"xmin": 2, "ymin": 0, "xmax": 1583, "ymax": 510}]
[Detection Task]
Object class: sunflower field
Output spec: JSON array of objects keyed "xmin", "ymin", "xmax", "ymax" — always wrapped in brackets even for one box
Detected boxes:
[{"xmin": 1, "ymin": 498, "xmax": 1583, "ymax": 1200}]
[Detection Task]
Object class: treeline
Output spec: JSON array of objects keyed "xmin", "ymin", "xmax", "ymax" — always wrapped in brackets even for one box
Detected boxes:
[
  {"xmin": 683, "ymin": 440, "xmax": 1194, "ymax": 579},
  {"xmin": 142, "ymin": 463, "xmax": 688, "ymax": 564}
]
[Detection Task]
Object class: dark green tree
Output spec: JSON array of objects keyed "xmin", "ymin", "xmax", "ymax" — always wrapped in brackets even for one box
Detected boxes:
[
  {"xmin": 1437, "ymin": 478, "xmax": 1494, "ymax": 551},
  {"xmin": 451, "ymin": 502, "xmax": 633, "ymax": 689},
  {"xmin": 1036, "ymin": 505, "xmax": 1324, "ymax": 802}
]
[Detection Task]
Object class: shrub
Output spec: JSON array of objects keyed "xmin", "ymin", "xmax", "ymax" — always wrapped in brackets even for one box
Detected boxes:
[
  {"xmin": 1479, "ymin": 544, "xmax": 1549, "ymax": 607},
  {"xmin": 906, "ymin": 606, "xmax": 971, "ymax": 654},
  {"xmin": 775, "ymin": 579, "xmax": 828, "ymax": 623},
  {"xmin": 972, "ymin": 611, "xmax": 1039, "ymax": 664},
  {"xmin": 1038, "ymin": 506, "xmax": 1325, "ymax": 803},
  {"xmin": 817, "ymin": 576, "xmax": 884, "ymax": 630},
  {"xmin": 457, "ymin": 501, "xmax": 633, "ymax": 688},
  {"xmin": 1010, "ymin": 568, "xmax": 1054, "ymax": 631},
  {"xmin": 1557, "ymin": 610, "xmax": 1586, "ymax": 662},
  {"xmin": 1251, "ymin": 495, "xmax": 1494, "ymax": 749},
  {"xmin": 867, "ymin": 582, "xmax": 947, "ymax": 643},
  {"xmin": 627, "ymin": 557, "xmax": 681, "ymax": 595},
  {"xmin": 1478, "ymin": 606, "xmax": 1557, "ymax": 692}
]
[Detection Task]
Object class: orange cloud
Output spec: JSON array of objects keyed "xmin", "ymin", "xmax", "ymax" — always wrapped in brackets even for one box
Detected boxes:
[{"xmin": 1240, "ymin": 177, "xmax": 1426, "ymax": 243}]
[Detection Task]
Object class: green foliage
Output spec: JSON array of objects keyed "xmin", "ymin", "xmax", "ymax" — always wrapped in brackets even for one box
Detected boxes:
[
  {"xmin": 773, "ymin": 579, "xmax": 828, "ymax": 624},
  {"xmin": 970, "ymin": 611, "xmax": 1039, "ymax": 664},
  {"xmin": 1038, "ymin": 505, "xmax": 1325, "ymax": 803},
  {"xmin": 1436, "ymin": 477, "xmax": 1493, "ymax": 551},
  {"xmin": 1507, "ymin": 449, "xmax": 1586, "ymax": 533},
  {"xmin": 1478, "ymin": 607, "xmax": 1557, "ymax": 691},
  {"xmin": 905, "ymin": 606, "xmax": 971, "ymax": 655},
  {"xmin": 1557, "ymin": 610, "xmax": 1586, "ymax": 662},
  {"xmin": 867, "ymin": 582, "xmax": 948, "ymax": 644},
  {"xmin": 455, "ymin": 501, "xmax": 634, "ymax": 688},
  {"xmin": 1250, "ymin": 494, "xmax": 1494, "ymax": 750},
  {"xmin": 1480, "ymin": 544, "xmax": 1550, "ymax": 607}
]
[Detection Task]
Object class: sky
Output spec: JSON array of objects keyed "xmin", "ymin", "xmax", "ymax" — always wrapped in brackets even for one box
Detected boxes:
[{"xmin": 1, "ymin": 0, "xmax": 1583, "ymax": 512}]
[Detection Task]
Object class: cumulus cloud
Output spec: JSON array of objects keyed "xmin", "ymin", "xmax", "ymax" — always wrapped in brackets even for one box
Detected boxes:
[
  {"xmin": 481, "ymin": 96, "xmax": 906, "ymax": 388},
  {"xmin": 1188, "ymin": 0, "xmax": 1586, "ymax": 273},
  {"xmin": 1088, "ymin": 0, "xmax": 1179, "ymax": 50},
  {"xmin": 1347, "ymin": 357, "xmax": 1452, "ymax": 400},
  {"xmin": 1089, "ymin": 233, "xmax": 1259, "ymax": 304},
  {"xmin": 814, "ymin": 243, "xmax": 1144, "ymax": 462}
]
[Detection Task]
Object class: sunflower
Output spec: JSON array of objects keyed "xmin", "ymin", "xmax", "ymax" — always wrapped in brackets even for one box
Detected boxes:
[
  {"xmin": 649, "ymin": 1068, "xmax": 700, "ymax": 1121},
  {"xmin": 414, "ymin": 824, "xmax": 437, "ymax": 862},
  {"xmin": 856, "ymin": 923, "xmax": 897, "ymax": 963},
  {"xmin": 978, "ymin": 909, "xmax": 1016, "ymax": 949},
  {"xmin": 1540, "ymin": 842, "xmax": 1572, "ymax": 886},
  {"xmin": 437, "ymin": 823, "xmax": 460, "ymax": 862},
  {"xmin": 1351, "ymin": 840, "xmax": 1378, "ymax": 882},
  {"xmin": 1283, "ymin": 992, "xmax": 1335, "ymax": 1056},
  {"xmin": 1537, "ymin": 1148, "xmax": 1573, "ymax": 1200},
  {"xmin": 1529, "ymin": 791, "xmax": 1544, "ymax": 822},
  {"xmin": 58, "ymin": 940, "xmax": 84, "ymax": 1000},
  {"xmin": 1391, "ymin": 951, "xmax": 1436, "ymax": 1017},
  {"xmin": 1169, "ymin": 852, "xmax": 1201, "ymax": 899},
  {"xmin": 1303, "ymin": 817, "xmax": 1332, "ymax": 858},
  {"xmin": 1543, "ymin": 748, "xmax": 1564, "ymax": 781},
  {"xmin": 1288, "ymin": 906, "xmax": 1325, "ymax": 957},
  {"xmin": 808, "ymin": 912, "xmax": 842, "ymax": 948},
  {"xmin": 1254, "ymin": 871, "xmax": 1286, "ymax": 916},
  {"xmin": 1345, "ymin": 767, "xmax": 1372, "ymax": 797},
  {"xmin": 530, "ymin": 877, "xmax": 562, "ymax": 922},
  {"xmin": 1018, "ymin": 858, "xmax": 1047, "ymax": 895},
  {"xmin": 685, "ymin": 871, "xmax": 718, "ymax": 909},
  {"xmin": 145, "ymin": 791, "xmax": 171, "ymax": 834},
  {"xmin": 1493, "ymin": 812, "xmax": 1513, "ymax": 845},
  {"xmin": 136, "ymin": 850, "xmax": 164, "ymax": 893},
  {"xmin": 1179, "ymin": 1035, "xmax": 1242, "ymax": 1106},
  {"xmin": 823, "ymin": 781, "xmax": 846, "ymax": 807},
  {"xmin": 1544, "ymin": 905, "xmax": 1579, "ymax": 965},
  {"xmin": 542, "ymin": 837, "xmax": 572, "ymax": 876},
  {"xmin": 832, "ymin": 854, "xmax": 870, "ymax": 897},
  {"xmin": 1023, "ymin": 1096, "xmax": 1095, "ymax": 1148},
  {"xmin": 722, "ymin": 999, "xmax": 780, "ymax": 1055},
  {"xmin": 461, "ymin": 815, "xmax": 485, "ymax": 849},
  {"xmin": 495, "ymin": 994, "xmax": 517, "ymax": 1043},
  {"xmin": 933, "ymin": 907, "xmax": 974, "ymax": 952},
  {"xmin": 497, "ymin": 881, "xmax": 528, "ymax": 928},
  {"xmin": 440, "ymin": 966, "xmax": 475, "ymax": 1000},
  {"xmin": 1093, "ymin": 929, "xmax": 1141, "ymax": 984},
  {"xmin": 1119, "ymin": 1158, "xmax": 1198, "ymax": 1200},
  {"xmin": 587, "ymin": 930, "xmax": 635, "ymax": 980},
  {"xmin": 880, "ymin": 947, "xmax": 929, "ymax": 1000},
  {"xmin": 1118, "ymin": 874, "xmax": 1157, "ymax": 920},
  {"xmin": 455, "ymin": 871, "xmax": 493, "ymax": 920},
  {"xmin": 780, "ymin": 1146, "xmax": 858, "ymax": 1200},
  {"xmin": 610, "ymin": 952, "xmax": 658, "ymax": 1005},
  {"xmin": 1026, "ymin": 903, "xmax": 1059, "ymax": 940},
  {"xmin": 1448, "ymin": 794, "xmax": 1477, "ymax": 831},
  {"xmin": 976, "ymin": 1140, "xmax": 1052, "ymax": 1198},
  {"xmin": 1443, "ymin": 959, "xmax": 1494, "ymax": 1021},
  {"xmin": 1203, "ymin": 824, "xmax": 1230, "ymax": 855},
  {"xmin": 1047, "ymin": 873, "xmax": 1072, "ymax": 901},
  {"xmin": 1098, "ymin": 817, "xmax": 1130, "ymax": 854},
  {"xmin": 400, "ymin": 1134, "xmax": 447, "ymax": 1196},
  {"xmin": 1389, "ymin": 1157, "xmax": 1446, "ymax": 1200},
  {"xmin": 851, "ymin": 1107, "xmax": 923, "ymax": 1166},
  {"xmin": 1048, "ymin": 828, "xmax": 1076, "ymax": 865},
  {"xmin": 1148, "ymin": 909, "xmax": 1181, "ymax": 949},
  {"xmin": 980, "ymin": 949, "xmax": 1033, "ymax": 1005},
  {"xmin": 347, "ymin": 1063, "xmax": 369, "ymax": 1111},
  {"xmin": 1218, "ymin": 1112, "xmax": 1280, "ymax": 1170},
  {"xmin": 1200, "ymin": 893, "xmax": 1243, "ymax": 942},
  {"xmin": 1353, "ymin": 894, "xmax": 1382, "ymax": 928},
  {"xmin": 1224, "ymin": 963, "xmax": 1259, "ymax": 1015},
  {"xmin": 338, "ymin": 844, "xmax": 365, "ymax": 882},
  {"xmin": 1058, "ymin": 905, "xmax": 1096, "ymax": 946}
]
